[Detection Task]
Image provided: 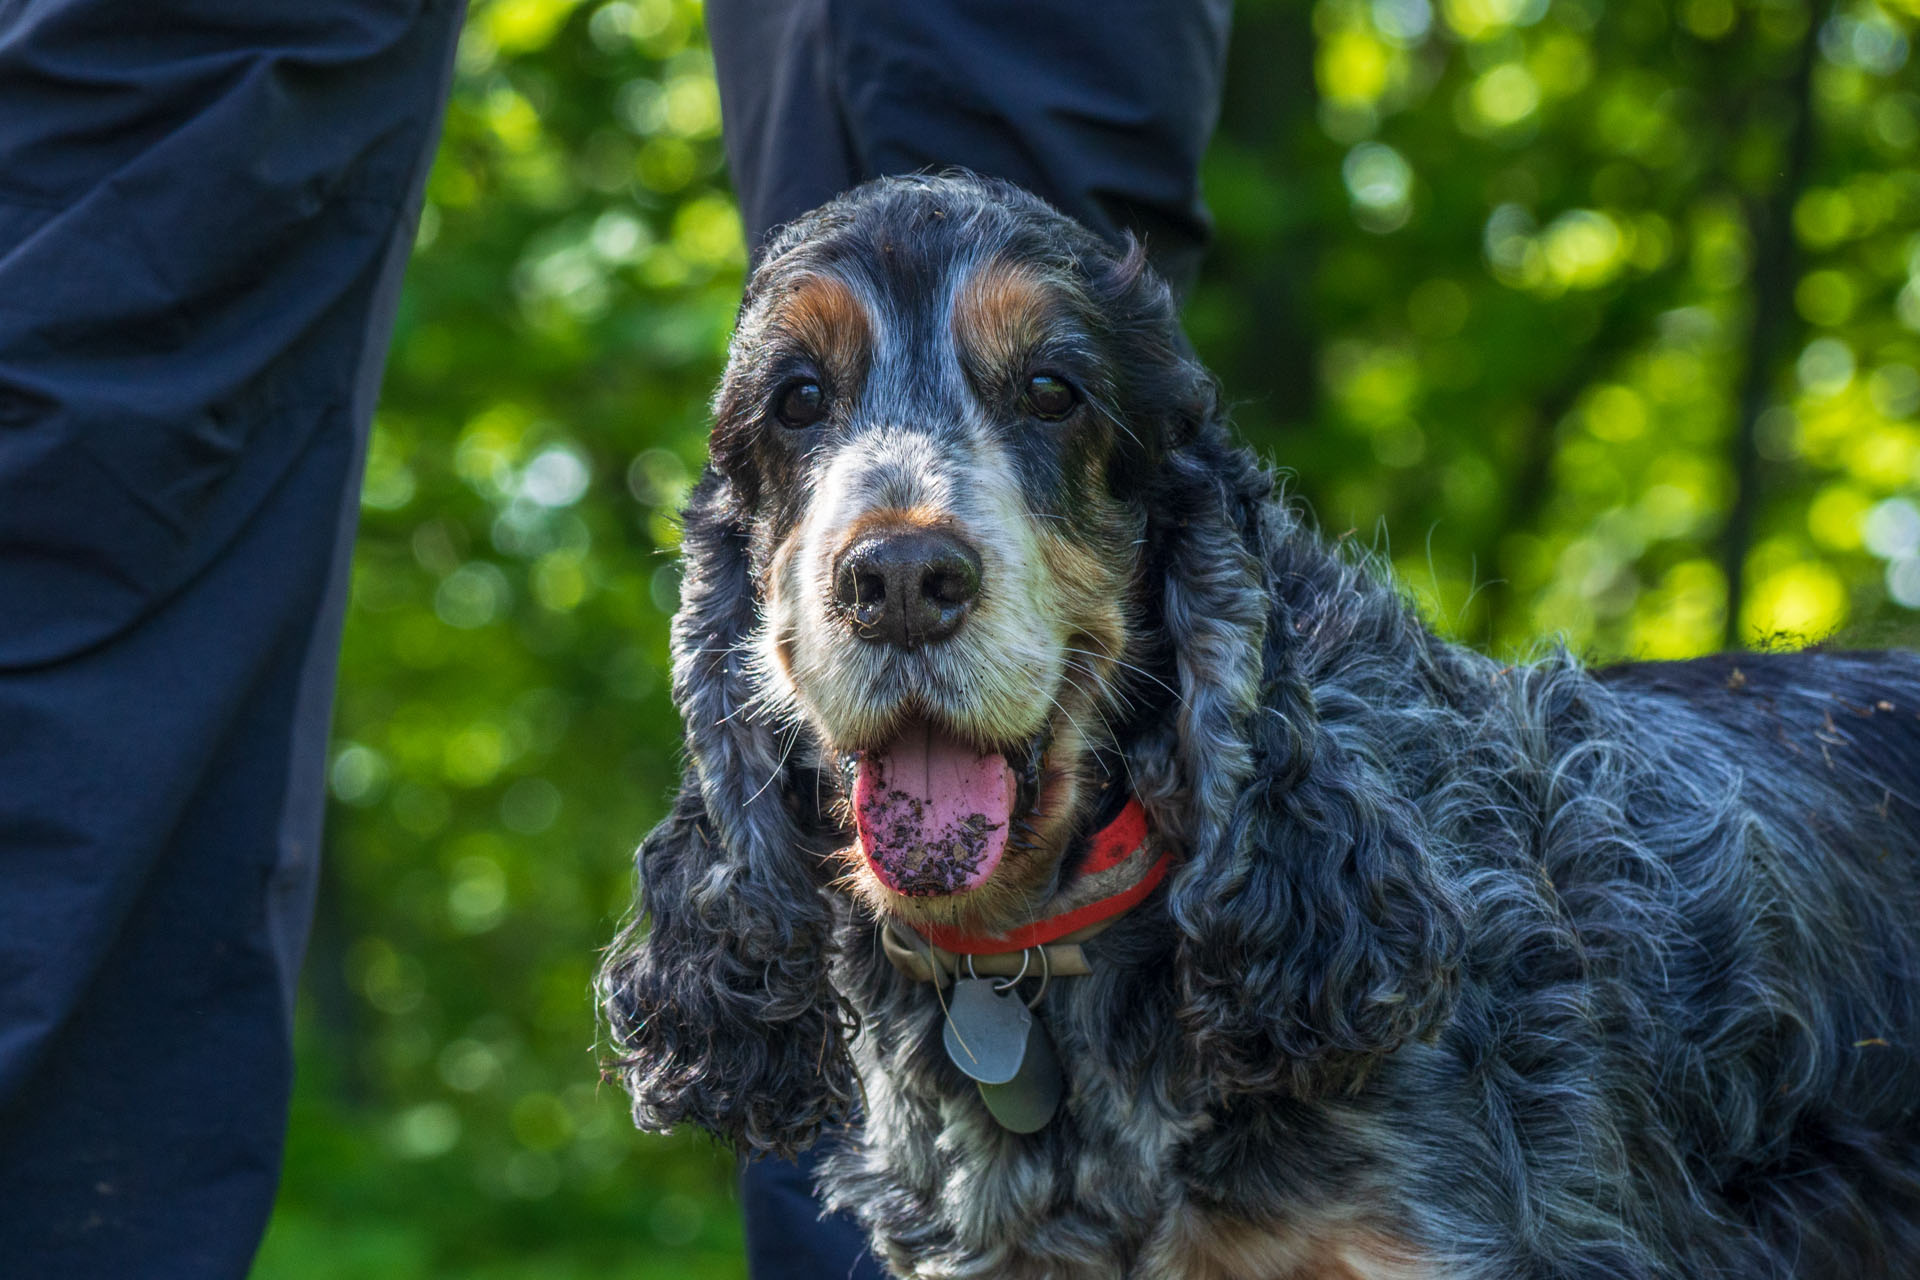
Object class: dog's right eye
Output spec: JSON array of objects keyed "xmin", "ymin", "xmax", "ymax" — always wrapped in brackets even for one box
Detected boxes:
[{"xmin": 775, "ymin": 380, "xmax": 827, "ymax": 428}]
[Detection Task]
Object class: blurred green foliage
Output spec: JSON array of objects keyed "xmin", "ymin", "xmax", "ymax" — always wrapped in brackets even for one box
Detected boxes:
[{"xmin": 253, "ymin": 0, "xmax": 1920, "ymax": 1275}]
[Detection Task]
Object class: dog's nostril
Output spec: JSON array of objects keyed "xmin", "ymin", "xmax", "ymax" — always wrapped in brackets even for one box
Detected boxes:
[
  {"xmin": 832, "ymin": 528, "xmax": 983, "ymax": 648},
  {"xmin": 845, "ymin": 571, "xmax": 888, "ymax": 625},
  {"xmin": 922, "ymin": 559, "xmax": 980, "ymax": 607}
]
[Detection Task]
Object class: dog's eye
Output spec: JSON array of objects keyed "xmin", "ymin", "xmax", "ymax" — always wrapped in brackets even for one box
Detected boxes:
[
  {"xmin": 775, "ymin": 380, "xmax": 827, "ymax": 428},
  {"xmin": 1024, "ymin": 373, "xmax": 1078, "ymax": 421}
]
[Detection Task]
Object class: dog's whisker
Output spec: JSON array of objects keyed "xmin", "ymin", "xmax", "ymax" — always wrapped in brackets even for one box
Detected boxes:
[
  {"xmin": 742, "ymin": 718, "xmax": 806, "ymax": 806},
  {"xmin": 1061, "ymin": 644, "xmax": 1183, "ymax": 704},
  {"xmin": 1062, "ymin": 654, "xmax": 1139, "ymax": 724}
]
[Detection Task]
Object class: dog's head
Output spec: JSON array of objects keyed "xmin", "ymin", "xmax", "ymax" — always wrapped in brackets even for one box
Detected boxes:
[
  {"xmin": 602, "ymin": 174, "xmax": 1459, "ymax": 1154},
  {"xmin": 710, "ymin": 174, "xmax": 1215, "ymax": 931}
]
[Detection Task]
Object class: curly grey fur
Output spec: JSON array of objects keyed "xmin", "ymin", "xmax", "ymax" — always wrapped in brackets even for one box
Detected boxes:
[{"xmin": 602, "ymin": 175, "xmax": 1920, "ymax": 1277}]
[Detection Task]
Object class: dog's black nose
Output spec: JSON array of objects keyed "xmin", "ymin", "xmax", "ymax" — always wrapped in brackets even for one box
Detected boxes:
[{"xmin": 832, "ymin": 528, "xmax": 982, "ymax": 648}]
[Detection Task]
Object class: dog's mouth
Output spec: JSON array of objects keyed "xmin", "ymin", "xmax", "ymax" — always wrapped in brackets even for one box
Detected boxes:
[{"xmin": 837, "ymin": 720, "xmax": 1049, "ymax": 899}]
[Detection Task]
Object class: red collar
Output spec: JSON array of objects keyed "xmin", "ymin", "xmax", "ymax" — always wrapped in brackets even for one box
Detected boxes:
[{"xmin": 917, "ymin": 798, "xmax": 1170, "ymax": 955}]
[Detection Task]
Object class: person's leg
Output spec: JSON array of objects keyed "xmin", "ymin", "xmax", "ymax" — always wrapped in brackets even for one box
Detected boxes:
[
  {"xmin": 702, "ymin": 4, "xmax": 1233, "ymax": 1276},
  {"xmin": 707, "ymin": 0, "xmax": 1233, "ymax": 296},
  {"xmin": 704, "ymin": 0, "xmax": 863, "ymax": 261},
  {"xmin": 0, "ymin": 2, "xmax": 464, "ymax": 1272},
  {"xmin": 741, "ymin": 1142, "xmax": 888, "ymax": 1280}
]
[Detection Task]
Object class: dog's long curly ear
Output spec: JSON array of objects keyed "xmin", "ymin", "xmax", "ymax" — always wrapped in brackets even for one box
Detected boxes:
[
  {"xmin": 1097, "ymin": 234, "xmax": 1460, "ymax": 1095},
  {"xmin": 1128, "ymin": 378, "xmax": 1462, "ymax": 1096},
  {"xmin": 1156, "ymin": 474, "xmax": 1464, "ymax": 1096},
  {"xmin": 599, "ymin": 468, "xmax": 852, "ymax": 1157},
  {"xmin": 1176, "ymin": 659, "xmax": 1464, "ymax": 1096}
]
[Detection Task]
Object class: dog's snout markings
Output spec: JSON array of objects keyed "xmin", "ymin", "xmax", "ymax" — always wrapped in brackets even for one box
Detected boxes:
[{"xmin": 832, "ymin": 526, "xmax": 983, "ymax": 648}]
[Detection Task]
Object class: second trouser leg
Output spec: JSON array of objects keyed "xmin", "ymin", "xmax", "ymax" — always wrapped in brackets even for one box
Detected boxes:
[{"xmin": 705, "ymin": 0, "xmax": 1234, "ymax": 297}]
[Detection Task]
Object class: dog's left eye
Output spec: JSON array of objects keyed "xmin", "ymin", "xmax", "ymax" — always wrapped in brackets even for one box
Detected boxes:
[
  {"xmin": 775, "ymin": 380, "xmax": 827, "ymax": 428},
  {"xmin": 1024, "ymin": 373, "xmax": 1078, "ymax": 421}
]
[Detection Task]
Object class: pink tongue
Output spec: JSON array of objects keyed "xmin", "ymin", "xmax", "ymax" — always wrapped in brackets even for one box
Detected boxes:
[{"xmin": 854, "ymin": 722, "xmax": 1014, "ymax": 896}]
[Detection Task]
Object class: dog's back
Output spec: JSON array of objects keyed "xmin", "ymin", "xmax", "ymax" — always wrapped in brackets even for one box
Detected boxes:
[{"xmin": 1523, "ymin": 649, "xmax": 1920, "ymax": 1272}]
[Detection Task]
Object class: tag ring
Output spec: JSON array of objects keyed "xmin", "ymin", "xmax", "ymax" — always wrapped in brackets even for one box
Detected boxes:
[
  {"xmin": 1026, "ymin": 944, "xmax": 1051, "ymax": 1009},
  {"xmin": 991, "ymin": 949, "xmax": 1031, "ymax": 992}
]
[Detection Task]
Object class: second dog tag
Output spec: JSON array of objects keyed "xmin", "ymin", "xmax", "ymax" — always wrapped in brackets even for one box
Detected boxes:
[
  {"xmin": 977, "ymin": 1017, "xmax": 1063, "ymax": 1133},
  {"xmin": 941, "ymin": 978, "xmax": 1030, "ymax": 1085}
]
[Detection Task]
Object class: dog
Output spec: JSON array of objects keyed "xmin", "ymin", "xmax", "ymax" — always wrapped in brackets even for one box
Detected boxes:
[{"xmin": 599, "ymin": 172, "xmax": 1920, "ymax": 1278}]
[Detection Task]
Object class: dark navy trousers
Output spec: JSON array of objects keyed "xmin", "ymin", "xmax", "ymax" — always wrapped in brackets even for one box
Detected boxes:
[
  {"xmin": 0, "ymin": 2, "xmax": 463, "ymax": 1274},
  {"xmin": 705, "ymin": 2, "xmax": 1232, "ymax": 1275}
]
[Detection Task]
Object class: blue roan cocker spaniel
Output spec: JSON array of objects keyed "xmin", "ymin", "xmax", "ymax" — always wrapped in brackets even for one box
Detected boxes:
[{"xmin": 600, "ymin": 174, "xmax": 1920, "ymax": 1279}]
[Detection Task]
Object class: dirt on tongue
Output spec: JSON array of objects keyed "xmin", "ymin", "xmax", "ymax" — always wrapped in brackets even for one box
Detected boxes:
[{"xmin": 853, "ymin": 721, "xmax": 1014, "ymax": 896}]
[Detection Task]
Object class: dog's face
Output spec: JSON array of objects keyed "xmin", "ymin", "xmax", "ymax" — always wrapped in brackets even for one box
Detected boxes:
[
  {"xmin": 702, "ymin": 178, "xmax": 1194, "ymax": 932},
  {"xmin": 613, "ymin": 180, "xmax": 1455, "ymax": 1156}
]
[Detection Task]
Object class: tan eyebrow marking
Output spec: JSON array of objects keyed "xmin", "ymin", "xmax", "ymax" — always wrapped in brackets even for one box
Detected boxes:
[
  {"xmin": 769, "ymin": 272, "xmax": 872, "ymax": 380},
  {"xmin": 950, "ymin": 256, "xmax": 1063, "ymax": 377}
]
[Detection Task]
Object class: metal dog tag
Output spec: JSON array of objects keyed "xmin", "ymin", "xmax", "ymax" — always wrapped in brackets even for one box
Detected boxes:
[
  {"xmin": 942, "ymin": 978, "xmax": 1031, "ymax": 1085},
  {"xmin": 978, "ymin": 1017, "xmax": 1063, "ymax": 1133}
]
